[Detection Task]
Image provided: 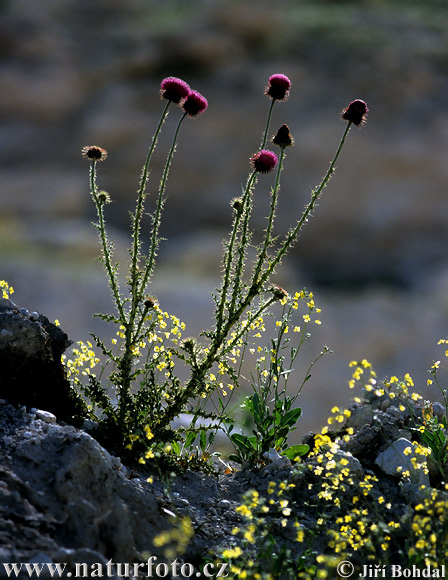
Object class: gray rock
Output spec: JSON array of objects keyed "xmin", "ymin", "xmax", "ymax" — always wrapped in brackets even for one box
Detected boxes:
[
  {"xmin": 375, "ymin": 437, "xmax": 430, "ymax": 488},
  {"xmin": 346, "ymin": 405, "xmax": 374, "ymax": 430},
  {"xmin": 261, "ymin": 449, "xmax": 291, "ymax": 474},
  {"xmin": 332, "ymin": 449, "xmax": 364, "ymax": 478},
  {"xmin": 432, "ymin": 401, "xmax": 446, "ymax": 423},
  {"xmin": 0, "ymin": 300, "xmax": 84, "ymax": 421}
]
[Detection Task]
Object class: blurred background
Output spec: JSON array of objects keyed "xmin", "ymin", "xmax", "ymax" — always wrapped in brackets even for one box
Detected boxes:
[{"xmin": 1, "ymin": 0, "xmax": 448, "ymax": 438}]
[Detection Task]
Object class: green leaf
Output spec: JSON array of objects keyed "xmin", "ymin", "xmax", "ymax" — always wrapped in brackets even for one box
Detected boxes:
[
  {"xmin": 199, "ymin": 429, "xmax": 207, "ymax": 451},
  {"xmin": 282, "ymin": 444, "xmax": 309, "ymax": 460},
  {"xmin": 275, "ymin": 427, "xmax": 290, "ymax": 441},
  {"xmin": 170, "ymin": 440, "xmax": 181, "ymax": 455},
  {"xmin": 231, "ymin": 433, "xmax": 252, "ymax": 451},
  {"xmin": 251, "ymin": 392, "xmax": 262, "ymax": 424},
  {"xmin": 280, "ymin": 407, "xmax": 302, "ymax": 428},
  {"xmin": 247, "ymin": 435, "xmax": 259, "ymax": 450},
  {"xmin": 184, "ymin": 431, "xmax": 196, "ymax": 449}
]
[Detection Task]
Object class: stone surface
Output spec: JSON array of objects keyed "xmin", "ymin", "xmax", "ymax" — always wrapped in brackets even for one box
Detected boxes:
[
  {"xmin": 375, "ymin": 437, "xmax": 430, "ymax": 488},
  {"xmin": 0, "ymin": 300, "xmax": 84, "ymax": 422}
]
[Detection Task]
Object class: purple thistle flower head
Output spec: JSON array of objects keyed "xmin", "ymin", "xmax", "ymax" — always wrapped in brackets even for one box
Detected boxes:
[
  {"xmin": 341, "ymin": 99, "xmax": 369, "ymax": 127},
  {"xmin": 250, "ymin": 149, "xmax": 278, "ymax": 174},
  {"xmin": 160, "ymin": 77, "xmax": 191, "ymax": 104},
  {"xmin": 182, "ymin": 90, "xmax": 208, "ymax": 117},
  {"xmin": 265, "ymin": 74, "xmax": 291, "ymax": 101}
]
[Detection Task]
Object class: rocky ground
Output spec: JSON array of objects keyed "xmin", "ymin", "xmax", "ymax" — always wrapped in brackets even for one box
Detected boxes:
[{"xmin": 0, "ymin": 394, "xmax": 437, "ymax": 579}]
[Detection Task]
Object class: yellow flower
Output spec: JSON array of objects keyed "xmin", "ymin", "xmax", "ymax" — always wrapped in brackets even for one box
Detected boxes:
[
  {"xmin": 244, "ymin": 530, "xmax": 255, "ymax": 543},
  {"xmin": 144, "ymin": 425, "xmax": 154, "ymax": 440},
  {"xmin": 236, "ymin": 505, "xmax": 252, "ymax": 519}
]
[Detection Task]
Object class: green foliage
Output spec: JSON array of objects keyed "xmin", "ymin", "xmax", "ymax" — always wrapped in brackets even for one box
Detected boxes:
[
  {"xmin": 413, "ymin": 404, "xmax": 447, "ymax": 484},
  {"xmin": 228, "ymin": 291, "xmax": 328, "ymax": 466}
]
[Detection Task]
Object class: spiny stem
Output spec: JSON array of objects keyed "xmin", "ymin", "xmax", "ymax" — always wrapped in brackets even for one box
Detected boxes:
[
  {"xmin": 90, "ymin": 162, "xmax": 124, "ymax": 321},
  {"xmin": 254, "ymin": 121, "xmax": 353, "ymax": 293},
  {"xmin": 120, "ymin": 102, "xmax": 172, "ymax": 422},
  {"xmin": 215, "ymin": 97, "xmax": 277, "ymax": 344},
  {"xmin": 120, "ymin": 106, "xmax": 187, "ymax": 418},
  {"xmin": 142, "ymin": 111, "xmax": 188, "ymax": 294},
  {"xmin": 251, "ymin": 146, "xmax": 285, "ymax": 288},
  {"xmin": 156, "ymin": 295, "xmax": 278, "ymax": 432},
  {"xmin": 261, "ymin": 99, "xmax": 275, "ymax": 150},
  {"xmin": 221, "ymin": 295, "xmax": 277, "ymax": 360},
  {"xmin": 227, "ymin": 171, "xmax": 258, "ymax": 316},
  {"xmin": 215, "ymin": 170, "xmax": 257, "ymax": 343},
  {"xmin": 130, "ymin": 100, "xmax": 171, "ymax": 303}
]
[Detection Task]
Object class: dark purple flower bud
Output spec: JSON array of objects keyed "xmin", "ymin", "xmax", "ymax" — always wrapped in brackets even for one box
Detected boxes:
[
  {"xmin": 341, "ymin": 99, "xmax": 368, "ymax": 127},
  {"xmin": 81, "ymin": 146, "xmax": 108, "ymax": 162},
  {"xmin": 160, "ymin": 77, "xmax": 191, "ymax": 104},
  {"xmin": 250, "ymin": 150, "xmax": 278, "ymax": 174},
  {"xmin": 265, "ymin": 74, "xmax": 291, "ymax": 101},
  {"xmin": 272, "ymin": 124, "xmax": 294, "ymax": 148},
  {"xmin": 182, "ymin": 90, "xmax": 208, "ymax": 117}
]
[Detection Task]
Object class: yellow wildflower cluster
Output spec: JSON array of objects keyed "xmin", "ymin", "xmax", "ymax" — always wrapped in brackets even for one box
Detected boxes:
[
  {"xmin": 437, "ymin": 338, "xmax": 448, "ymax": 358},
  {"xmin": 0, "ymin": 280, "xmax": 14, "ymax": 299},
  {"xmin": 113, "ymin": 304, "xmax": 186, "ymax": 362},
  {"xmin": 63, "ymin": 340, "xmax": 100, "ymax": 381},
  {"xmin": 222, "ymin": 482, "xmax": 297, "ymax": 580},
  {"xmin": 410, "ymin": 485, "xmax": 448, "ymax": 566},
  {"xmin": 308, "ymin": 439, "xmax": 356, "ymax": 508},
  {"xmin": 349, "ymin": 359, "xmax": 423, "ymax": 408},
  {"xmin": 379, "ymin": 373, "xmax": 421, "ymax": 402},
  {"xmin": 348, "ymin": 359, "xmax": 377, "ymax": 391},
  {"xmin": 152, "ymin": 516, "xmax": 193, "ymax": 559},
  {"xmin": 327, "ymin": 405, "xmax": 351, "ymax": 426},
  {"xmin": 287, "ymin": 290, "xmax": 322, "ymax": 325}
]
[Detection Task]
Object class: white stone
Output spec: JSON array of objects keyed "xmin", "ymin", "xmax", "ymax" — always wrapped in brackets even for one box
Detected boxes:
[{"xmin": 36, "ymin": 409, "xmax": 57, "ymax": 424}]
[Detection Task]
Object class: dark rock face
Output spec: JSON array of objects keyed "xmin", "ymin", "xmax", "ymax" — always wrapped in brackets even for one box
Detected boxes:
[{"xmin": 0, "ymin": 299, "xmax": 84, "ymax": 422}]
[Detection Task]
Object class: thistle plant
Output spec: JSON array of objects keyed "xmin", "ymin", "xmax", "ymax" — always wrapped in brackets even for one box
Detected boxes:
[{"xmin": 73, "ymin": 73, "xmax": 368, "ymax": 458}]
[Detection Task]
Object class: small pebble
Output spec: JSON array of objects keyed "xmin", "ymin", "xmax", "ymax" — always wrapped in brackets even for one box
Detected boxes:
[
  {"xmin": 36, "ymin": 410, "xmax": 57, "ymax": 424},
  {"xmin": 217, "ymin": 499, "xmax": 232, "ymax": 509}
]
